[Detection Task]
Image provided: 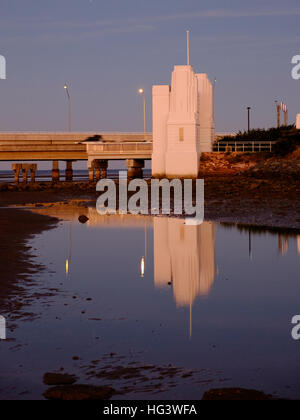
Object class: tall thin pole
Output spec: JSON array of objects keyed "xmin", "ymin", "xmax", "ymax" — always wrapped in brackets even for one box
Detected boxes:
[
  {"xmin": 143, "ymin": 94, "xmax": 146, "ymax": 139},
  {"xmin": 247, "ymin": 107, "xmax": 251, "ymax": 132},
  {"xmin": 187, "ymin": 30, "xmax": 190, "ymax": 66},
  {"xmin": 64, "ymin": 84, "xmax": 71, "ymax": 132},
  {"xmin": 138, "ymin": 88, "xmax": 146, "ymax": 139}
]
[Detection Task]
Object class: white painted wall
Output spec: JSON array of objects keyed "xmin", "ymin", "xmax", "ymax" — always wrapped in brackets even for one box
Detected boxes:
[{"xmin": 152, "ymin": 65, "xmax": 214, "ymax": 178}]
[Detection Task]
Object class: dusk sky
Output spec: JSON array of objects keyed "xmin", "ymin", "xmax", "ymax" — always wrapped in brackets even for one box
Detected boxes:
[{"xmin": 0, "ymin": 0, "xmax": 300, "ymax": 133}]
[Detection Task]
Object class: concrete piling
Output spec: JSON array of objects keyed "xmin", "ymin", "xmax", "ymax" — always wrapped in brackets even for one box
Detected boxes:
[
  {"xmin": 12, "ymin": 163, "xmax": 37, "ymax": 184},
  {"xmin": 126, "ymin": 159, "xmax": 144, "ymax": 178},
  {"xmin": 12, "ymin": 163, "xmax": 21, "ymax": 184},
  {"xmin": 52, "ymin": 161, "xmax": 60, "ymax": 183},
  {"xmin": 65, "ymin": 161, "xmax": 73, "ymax": 182}
]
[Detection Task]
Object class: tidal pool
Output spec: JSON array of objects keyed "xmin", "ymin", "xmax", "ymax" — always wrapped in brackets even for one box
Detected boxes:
[{"xmin": 0, "ymin": 207, "xmax": 300, "ymax": 400}]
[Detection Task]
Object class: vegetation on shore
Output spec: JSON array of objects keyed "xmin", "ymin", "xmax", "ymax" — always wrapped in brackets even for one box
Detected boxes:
[{"xmin": 218, "ymin": 125, "xmax": 300, "ymax": 155}]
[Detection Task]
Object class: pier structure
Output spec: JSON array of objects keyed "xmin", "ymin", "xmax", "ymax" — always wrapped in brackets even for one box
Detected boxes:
[
  {"xmin": 0, "ymin": 132, "xmax": 152, "ymax": 183},
  {"xmin": 12, "ymin": 163, "xmax": 37, "ymax": 184}
]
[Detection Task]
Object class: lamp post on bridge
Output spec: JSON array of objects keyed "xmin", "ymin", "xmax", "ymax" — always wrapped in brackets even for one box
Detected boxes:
[
  {"xmin": 64, "ymin": 83, "xmax": 71, "ymax": 132},
  {"xmin": 247, "ymin": 107, "xmax": 251, "ymax": 133},
  {"xmin": 138, "ymin": 88, "xmax": 146, "ymax": 140}
]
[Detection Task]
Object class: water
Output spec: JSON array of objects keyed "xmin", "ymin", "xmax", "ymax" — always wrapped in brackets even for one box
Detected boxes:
[{"xmin": 0, "ymin": 210, "xmax": 300, "ymax": 400}]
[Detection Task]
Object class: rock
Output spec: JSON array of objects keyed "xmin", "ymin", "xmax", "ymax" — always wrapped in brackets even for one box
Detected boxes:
[
  {"xmin": 43, "ymin": 372, "xmax": 77, "ymax": 386},
  {"xmin": 43, "ymin": 384, "xmax": 115, "ymax": 400},
  {"xmin": 202, "ymin": 388, "xmax": 271, "ymax": 401},
  {"xmin": 78, "ymin": 215, "xmax": 89, "ymax": 224}
]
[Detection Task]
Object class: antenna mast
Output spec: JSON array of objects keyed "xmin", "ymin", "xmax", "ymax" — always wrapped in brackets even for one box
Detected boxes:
[{"xmin": 187, "ymin": 30, "xmax": 190, "ymax": 65}]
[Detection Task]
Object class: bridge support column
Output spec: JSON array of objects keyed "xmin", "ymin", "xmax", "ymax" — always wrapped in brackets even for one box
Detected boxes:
[
  {"xmin": 100, "ymin": 160, "xmax": 108, "ymax": 179},
  {"xmin": 126, "ymin": 159, "xmax": 144, "ymax": 178},
  {"xmin": 30, "ymin": 164, "xmax": 37, "ymax": 183},
  {"xmin": 88, "ymin": 166, "xmax": 95, "ymax": 182},
  {"xmin": 65, "ymin": 161, "xmax": 73, "ymax": 182},
  {"xmin": 52, "ymin": 161, "xmax": 60, "ymax": 183},
  {"xmin": 22, "ymin": 165, "xmax": 29, "ymax": 184},
  {"xmin": 12, "ymin": 164, "xmax": 21, "ymax": 185},
  {"xmin": 94, "ymin": 161, "xmax": 101, "ymax": 181},
  {"xmin": 93, "ymin": 160, "xmax": 108, "ymax": 181}
]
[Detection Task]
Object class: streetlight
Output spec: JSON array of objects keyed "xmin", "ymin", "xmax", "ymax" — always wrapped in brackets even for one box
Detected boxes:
[
  {"xmin": 247, "ymin": 107, "xmax": 251, "ymax": 132},
  {"xmin": 64, "ymin": 83, "xmax": 71, "ymax": 132},
  {"xmin": 138, "ymin": 88, "xmax": 146, "ymax": 139}
]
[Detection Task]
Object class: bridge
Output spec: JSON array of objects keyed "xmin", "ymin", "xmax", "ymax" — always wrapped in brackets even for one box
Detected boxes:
[
  {"xmin": 0, "ymin": 132, "xmax": 152, "ymax": 161},
  {"xmin": 0, "ymin": 132, "xmax": 153, "ymax": 181},
  {"xmin": 2, "ymin": 131, "xmax": 266, "ymax": 183}
]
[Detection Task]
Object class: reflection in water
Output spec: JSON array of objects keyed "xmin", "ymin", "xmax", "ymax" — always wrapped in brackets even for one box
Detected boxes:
[
  {"xmin": 66, "ymin": 221, "xmax": 73, "ymax": 278},
  {"xmin": 154, "ymin": 218, "xmax": 216, "ymax": 306},
  {"xmin": 278, "ymin": 234, "xmax": 300, "ymax": 256},
  {"xmin": 31, "ymin": 204, "xmax": 300, "ymax": 311},
  {"xmin": 140, "ymin": 257, "xmax": 145, "ymax": 278}
]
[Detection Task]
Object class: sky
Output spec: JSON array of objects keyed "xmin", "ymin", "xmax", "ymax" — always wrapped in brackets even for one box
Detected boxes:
[{"xmin": 0, "ymin": 0, "xmax": 300, "ymax": 134}]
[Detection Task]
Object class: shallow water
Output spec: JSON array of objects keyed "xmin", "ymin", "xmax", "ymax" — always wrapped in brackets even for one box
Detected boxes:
[{"xmin": 0, "ymin": 209, "xmax": 300, "ymax": 400}]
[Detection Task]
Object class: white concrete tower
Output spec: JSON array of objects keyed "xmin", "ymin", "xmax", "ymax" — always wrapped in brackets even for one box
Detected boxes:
[
  {"xmin": 165, "ymin": 65, "xmax": 200, "ymax": 178},
  {"xmin": 152, "ymin": 85, "xmax": 170, "ymax": 178},
  {"xmin": 152, "ymin": 63, "xmax": 214, "ymax": 178},
  {"xmin": 196, "ymin": 74, "xmax": 215, "ymax": 153}
]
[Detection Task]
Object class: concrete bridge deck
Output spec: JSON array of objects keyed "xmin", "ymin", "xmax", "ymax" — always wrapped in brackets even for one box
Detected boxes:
[{"xmin": 0, "ymin": 132, "xmax": 152, "ymax": 161}]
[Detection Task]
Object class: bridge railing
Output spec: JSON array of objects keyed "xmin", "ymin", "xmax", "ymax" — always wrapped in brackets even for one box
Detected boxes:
[
  {"xmin": 87, "ymin": 142, "xmax": 153, "ymax": 154},
  {"xmin": 213, "ymin": 141, "xmax": 273, "ymax": 153}
]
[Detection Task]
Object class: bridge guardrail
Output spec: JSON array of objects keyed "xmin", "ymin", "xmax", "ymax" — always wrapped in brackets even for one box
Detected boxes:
[{"xmin": 214, "ymin": 141, "xmax": 273, "ymax": 153}]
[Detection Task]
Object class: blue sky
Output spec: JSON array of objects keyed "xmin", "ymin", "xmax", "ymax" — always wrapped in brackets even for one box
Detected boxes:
[{"xmin": 0, "ymin": 0, "xmax": 300, "ymax": 133}]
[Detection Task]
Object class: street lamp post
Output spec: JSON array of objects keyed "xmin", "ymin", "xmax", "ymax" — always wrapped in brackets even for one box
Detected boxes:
[
  {"xmin": 247, "ymin": 107, "xmax": 251, "ymax": 132},
  {"xmin": 138, "ymin": 88, "xmax": 146, "ymax": 139},
  {"xmin": 64, "ymin": 84, "xmax": 71, "ymax": 132}
]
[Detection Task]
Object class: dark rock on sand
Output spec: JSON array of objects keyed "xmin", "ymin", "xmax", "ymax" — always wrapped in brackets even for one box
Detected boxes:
[
  {"xmin": 78, "ymin": 215, "xmax": 89, "ymax": 224},
  {"xmin": 202, "ymin": 388, "xmax": 272, "ymax": 401},
  {"xmin": 43, "ymin": 384, "xmax": 115, "ymax": 400},
  {"xmin": 43, "ymin": 372, "xmax": 77, "ymax": 386}
]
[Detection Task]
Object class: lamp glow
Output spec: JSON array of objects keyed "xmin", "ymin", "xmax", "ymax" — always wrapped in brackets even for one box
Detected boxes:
[{"xmin": 140, "ymin": 257, "xmax": 145, "ymax": 278}]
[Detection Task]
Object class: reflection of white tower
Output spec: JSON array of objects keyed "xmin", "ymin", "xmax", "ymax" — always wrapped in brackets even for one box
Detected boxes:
[
  {"xmin": 153, "ymin": 218, "xmax": 172, "ymax": 287},
  {"xmin": 0, "ymin": 316, "xmax": 6, "ymax": 340},
  {"xmin": 153, "ymin": 218, "xmax": 215, "ymax": 306},
  {"xmin": 152, "ymin": 60, "xmax": 214, "ymax": 178}
]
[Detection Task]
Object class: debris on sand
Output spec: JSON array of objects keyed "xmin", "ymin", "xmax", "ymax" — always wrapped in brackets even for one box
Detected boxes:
[
  {"xmin": 202, "ymin": 388, "xmax": 272, "ymax": 401},
  {"xmin": 43, "ymin": 384, "xmax": 115, "ymax": 400},
  {"xmin": 43, "ymin": 372, "xmax": 77, "ymax": 386},
  {"xmin": 78, "ymin": 215, "xmax": 89, "ymax": 224}
]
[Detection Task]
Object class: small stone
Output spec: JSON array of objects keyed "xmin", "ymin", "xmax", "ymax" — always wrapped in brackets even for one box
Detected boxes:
[
  {"xmin": 78, "ymin": 215, "xmax": 89, "ymax": 224},
  {"xmin": 43, "ymin": 373, "xmax": 77, "ymax": 386}
]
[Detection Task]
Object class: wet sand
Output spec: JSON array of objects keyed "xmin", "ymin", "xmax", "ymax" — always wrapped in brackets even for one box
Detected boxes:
[
  {"xmin": 0, "ymin": 207, "xmax": 58, "ymax": 315},
  {"xmin": 0, "ymin": 176, "xmax": 300, "ymax": 400}
]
